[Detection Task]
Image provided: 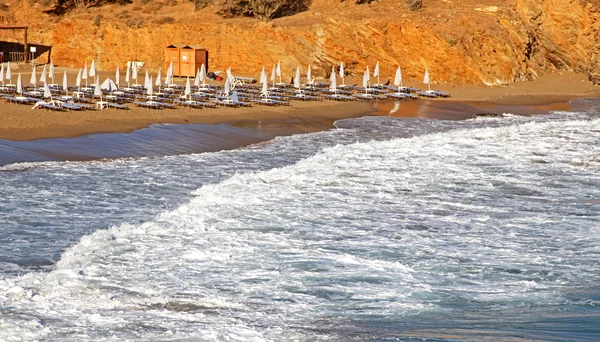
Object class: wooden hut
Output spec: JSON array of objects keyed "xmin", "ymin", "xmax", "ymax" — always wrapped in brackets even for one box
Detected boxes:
[{"xmin": 165, "ymin": 44, "xmax": 208, "ymax": 77}]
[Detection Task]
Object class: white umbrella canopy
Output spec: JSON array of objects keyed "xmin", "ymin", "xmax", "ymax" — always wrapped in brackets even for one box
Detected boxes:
[
  {"xmin": 224, "ymin": 72, "xmax": 230, "ymax": 95},
  {"xmin": 339, "ymin": 62, "xmax": 344, "ymax": 78},
  {"xmin": 75, "ymin": 68, "xmax": 81, "ymax": 89},
  {"xmin": 261, "ymin": 78, "xmax": 269, "ymax": 97},
  {"xmin": 49, "ymin": 62, "xmax": 55, "ymax": 83},
  {"xmin": 94, "ymin": 76, "xmax": 102, "ymax": 98},
  {"xmin": 307, "ymin": 65, "xmax": 312, "ymax": 85},
  {"xmin": 259, "ymin": 66, "xmax": 266, "ymax": 84},
  {"xmin": 294, "ymin": 67, "xmax": 301, "ymax": 89},
  {"xmin": 373, "ymin": 61, "xmax": 380, "ymax": 84},
  {"xmin": 43, "ymin": 81, "xmax": 52, "ymax": 99},
  {"xmin": 194, "ymin": 68, "xmax": 200, "ymax": 87},
  {"xmin": 62, "ymin": 70, "xmax": 68, "ymax": 92},
  {"xmin": 394, "ymin": 66, "xmax": 402, "ymax": 89},
  {"xmin": 144, "ymin": 70, "xmax": 150, "ymax": 89},
  {"xmin": 165, "ymin": 61, "xmax": 173, "ymax": 85},
  {"xmin": 156, "ymin": 68, "xmax": 162, "ymax": 86},
  {"xmin": 125, "ymin": 63, "xmax": 130, "ymax": 85},
  {"xmin": 82, "ymin": 62, "xmax": 88, "ymax": 80},
  {"xmin": 276, "ymin": 60, "xmax": 283, "ymax": 84},
  {"xmin": 362, "ymin": 69, "xmax": 369, "ymax": 92},
  {"xmin": 146, "ymin": 76, "xmax": 153, "ymax": 96},
  {"xmin": 0, "ymin": 64, "xmax": 4, "ymax": 85},
  {"xmin": 76, "ymin": 68, "xmax": 82, "ymax": 89},
  {"xmin": 6, "ymin": 62, "xmax": 11, "ymax": 84},
  {"xmin": 30, "ymin": 65, "xmax": 37, "ymax": 86},
  {"xmin": 184, "ymin": 76, "xmax": 191, "ymax": 98},
  {"xmin": 16, "ymin": 73, "xmax": 22, "ymax": 95},
  {"xmin": 82, "ymin": 62, "xmax": 88, "ymax": 87},
  {"xmin": 329, "ymin": 65, "xmax": 337, "ymax": 93},
  {"xmin": 423, "ymin": 67, "xmax": 431, "ymax": 91},
  {"xmin": 89, "ymin": 60, "xmax": 96, "ymax": 78},
  {"xmin": 115, "ymin": 67, "xmax": 120, "ymax": 86},
  {"xmin": 199, "ymin": 63, "xmax": 207, "ymax": 84},
  {"xmin": 131, "ymin": 63, "xmax": 138, "ymax": 83},
  {"xmin": 270, "ymin": 64, "xmax": 276, "ymax": 87},
  {"xmin": 40, "ymin": 64, "xmax": 47, "ymax": 84},
  {"xmin": 101, "ymin": 78, "xmax": 118, "ymax": 92}
]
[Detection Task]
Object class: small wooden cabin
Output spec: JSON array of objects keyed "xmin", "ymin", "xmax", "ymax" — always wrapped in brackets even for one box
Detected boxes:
[{"xmin": 165, "ymin": 44, "xmax": 208, "ymax": 77}]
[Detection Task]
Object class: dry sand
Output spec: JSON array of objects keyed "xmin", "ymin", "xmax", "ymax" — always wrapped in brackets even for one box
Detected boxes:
[{"xmin": 0, "ymin": 67, "xmax": 598, "ymax": 141}]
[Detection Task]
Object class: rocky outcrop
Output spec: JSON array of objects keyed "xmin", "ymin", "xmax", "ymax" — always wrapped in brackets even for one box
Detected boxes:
[{"xmin": 2, "ymin": 0, "xmax": 600, "ymax": 85}]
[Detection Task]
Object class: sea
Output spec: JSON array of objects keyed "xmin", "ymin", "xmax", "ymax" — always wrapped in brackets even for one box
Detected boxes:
[{"xmin": 1, "ymin": 99, "xmax": 599, "ymax": 341}]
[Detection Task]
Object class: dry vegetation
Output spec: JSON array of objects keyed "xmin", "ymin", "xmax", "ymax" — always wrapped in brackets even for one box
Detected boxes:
[{"xmin": 38, "ymin": 0, "xmax": 420, "ymax": 20}]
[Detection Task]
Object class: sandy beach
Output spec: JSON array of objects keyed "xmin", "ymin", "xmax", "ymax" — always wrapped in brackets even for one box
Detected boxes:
[{"xmin": 0, "ymin": 67, "xmax": 598, "ymax": 142}]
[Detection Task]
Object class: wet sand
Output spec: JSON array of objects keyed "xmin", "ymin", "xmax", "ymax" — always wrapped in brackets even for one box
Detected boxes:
[
  {"xmin": 0, "ymin": 68, "xmax": 598, "ymax": 165},
  {"xmin": 1, "ymin": 68, "xmax": 598, "ymax": 141}
]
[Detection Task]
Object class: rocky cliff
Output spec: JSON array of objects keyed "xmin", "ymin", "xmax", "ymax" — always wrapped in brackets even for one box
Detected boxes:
[{"xmin": 1, "ymin": 0, "xmax": 599, "ymax": 85}]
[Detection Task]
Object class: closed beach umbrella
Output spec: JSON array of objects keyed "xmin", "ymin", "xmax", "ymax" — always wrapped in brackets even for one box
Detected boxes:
[
  {"xmin": 270, "ymin": 64, "xmax": 276, "ymax": 87},
  {"xmin": 373, "ymin": 61, "xmax": 380, "ymax": 84},
  {"xmin": 147, "ymin": 76, "xmax": 153, "ymax": 96},
  {"xmin": 276, "ymin": 60, "xmax": 281, "ymax": 78},
  {"xmin": 144, "ymin": 70, "xmax": 149, "ymax": 89},
  {"xmin": 199, "ymin": 63, "xmax": 206, "ymax": 84},
  {"xmin": 394, "ymin": 66, "xmax": 402, "ymax": 89},
  {"xmin": 40, "ymin": 64, "xmax": 47, "ymax": 84},
  {"xmin": 339, "ymin": 62, "xmax": 345, "ymax": 85},
  {"xmin": 294, "ymin": 67, "xmax": 301, "ymax": 90},
  {"xmin": 94, "ymin": 76, "xmax": 102, "ymax": 99},
  {"xmin": 259, "ymin": 66, "xmax": 266, "ymax": 84},
  {"xmin": 362, "ymin": 69, "xmax": 369, "ymax": 93},
  {"xmin": 49, "ymin": 62, "xmax": 55, "ymax": 84},
  {"xmin": 62, "ymin": 70, "xmax": 68, "ymax": 92},
  {"xmin": 165, "ymin": 61, "xmax": 173, "ymax": 85},
  {"xmin": 16, "ymin": 73, "xmax": 22, "ymax": 95},
  {"xmin": 132, "ymin": 63, "xmax": 138, "ymax": 83},
  {"xmin": 125, "ymin": 63, "xmax": 130, "ymax": 85},
  {"xmin": 423, "ymin": 67, "xmax": 431, "ymax": 91},
  {"xmin": 89, "ymin": 60, "xmax": 96, "ymax": 78},
  {"xmin": 329, "ymin": 65, "xmax": 337, "ymax": 93},
  {"xmin": 82, "ymin": 62, "xmax": 88, "ymax": 87},
  {"xmin": 76, "ymin": 68, "xmax": 82, "ymax": 89},
  {"xmin": 30, "ymin": 65, "xmax": 37, "ymax": 86},
  {"xmin": 194, "ymin": 68, "xmax": 200, "ymax": 87},
  {"xmin": 224, "ymin": 72, "xmax": 230, "ymax": 96},
  {"xmin": 307, "ymin": 65, "xmax": 312, "ymax": 85},
  {"xmin": 5, "ymin": 61, "xmax": 11, "ymax": 84},
  {"xmin": 0, "ymin": 64, "xmax": 4, "ymax": 85},
  {"xmin": 115, "ymin": 67, "xmax": 120, "ymax": 86},
  {"xmin": 261, "ymin": 77, "xmax": 268, "ymax": 97},
  {"xmin": 156, "ymin": 68, "xmax": 162, "ymax": 87},
  {"xmin": 184, "ymin": 76, "xmax": 191, "ymax": 97},
  {"xmin": 43, "ymin": 81, "xmax": 52, "ymax": 99}
]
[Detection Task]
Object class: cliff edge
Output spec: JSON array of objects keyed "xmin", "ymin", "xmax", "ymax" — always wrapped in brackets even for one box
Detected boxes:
[{"xmin": 1, "ymin": 0, "xmax": 599, "ymax": 85}]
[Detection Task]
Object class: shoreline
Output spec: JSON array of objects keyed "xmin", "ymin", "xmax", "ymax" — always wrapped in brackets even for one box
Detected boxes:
[{"xmin": 0, "ymin": 69, "xmax": 598, "ymax": 143}]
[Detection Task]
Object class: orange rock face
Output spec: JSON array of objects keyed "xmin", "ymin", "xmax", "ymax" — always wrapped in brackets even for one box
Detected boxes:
[{"xmin": 2, "ymin": 0, "xmax": 600, "ymax": 85}]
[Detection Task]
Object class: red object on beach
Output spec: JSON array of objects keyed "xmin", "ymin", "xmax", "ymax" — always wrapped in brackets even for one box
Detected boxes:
[{"xmin": 215, "ymin": 75, "xmax": 223, "ymax": 81}]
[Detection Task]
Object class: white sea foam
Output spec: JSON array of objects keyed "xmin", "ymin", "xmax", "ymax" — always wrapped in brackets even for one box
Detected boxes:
[{"xmin": 1, "ymin": 114, "xmax": 600, "ymax": 340}]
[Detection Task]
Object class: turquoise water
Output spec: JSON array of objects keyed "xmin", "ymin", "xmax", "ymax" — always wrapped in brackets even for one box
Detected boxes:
[{"xmin": 1, "ymin": 104, "xmax": 599, "ymax": 341}]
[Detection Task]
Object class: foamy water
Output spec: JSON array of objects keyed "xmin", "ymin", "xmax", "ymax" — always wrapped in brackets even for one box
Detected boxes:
[{"xmin": 1, "ymin": 106, "xmax": 599, "ymax": 341}]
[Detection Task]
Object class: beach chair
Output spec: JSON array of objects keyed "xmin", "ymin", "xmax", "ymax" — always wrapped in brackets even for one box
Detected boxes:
[
  {"xmin": 417, "ymin": 91, "xmax": 438, "ymax": 98},
  {"xmin": 108, "ymin": 102, "xmax": 129, "ymax": 110}
]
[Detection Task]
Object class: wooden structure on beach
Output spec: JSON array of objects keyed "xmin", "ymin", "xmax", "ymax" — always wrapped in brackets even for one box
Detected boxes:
[
  {"xmin": 0, "ymin": 25, "xmax": 29, "ymax": 62},
  {"xmin": 165, "ymin": 44, "xmax": 208, "ymax": 77}
]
